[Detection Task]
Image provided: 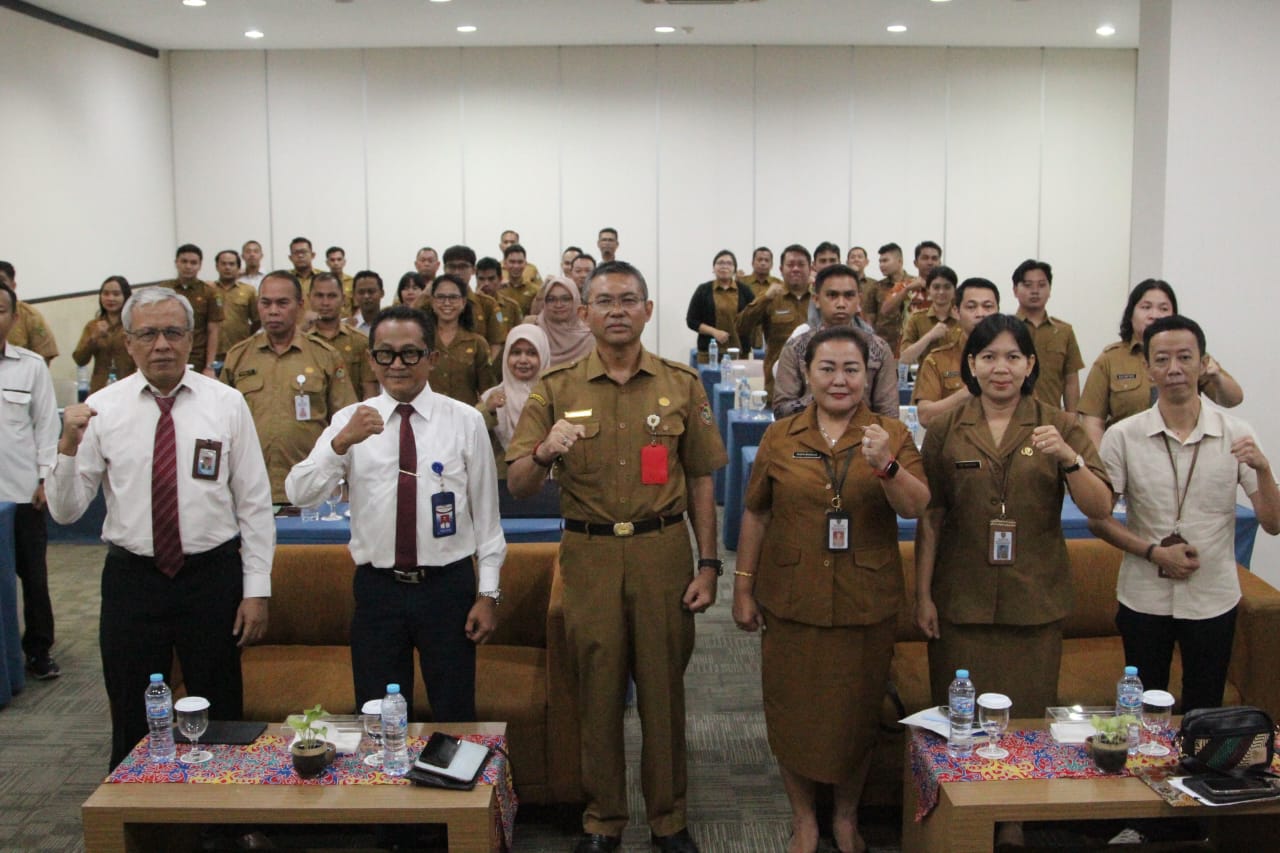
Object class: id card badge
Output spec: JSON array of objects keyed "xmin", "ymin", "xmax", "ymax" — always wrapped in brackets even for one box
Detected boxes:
[
  {"xmin": 641, "ymin": 443, "xmax": 669, "ymax": 485},
  {"xmin": 294, "ymin": 394, "xmax": 311, "ymax": 421},
  {"xmin": 431, "ymin": 491, "xmax": 457, "ymax": 538},
  {"xmin": 192, "ymin": 438, "xmax": 223, "ymax": 480},
  {"xmin": 1157, "ymin": 532, "xmax": 1188, "ymax": 578},
  {"xmin": 988, "ymin": 518, "xmax": 1017, "ymax": 565},
  {"xmin": 826, "ymin": 510, "xmax": 851, "ymax": 552}
]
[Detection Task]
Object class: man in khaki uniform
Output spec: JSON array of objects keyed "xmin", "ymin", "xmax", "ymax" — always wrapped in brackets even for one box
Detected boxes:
[
  {"xmin": 212, "ymin": 249, "xmax": 259, "ymax": 361},
  {"xmin": 735, "ymin": 243, "xmax": 813, "ymax": 401},
  {"xmin": 0, "ymin": 262, "xmax": 58, "ymax": 364},
  {"xmin": 324, "ymin": 246, "xmax": 356, "ymax": 316},
  {"xmin": 475, "ymin": 258, "xmax": 523, "ymax": 345},
  {"xmin": 308, "ymin": 273, "xmax": 378, "ymax": 400},
  {"xmin": 739, "ymin": 246, "xmax": 781, "ymax": 298},
  {"xmin": 499, "ymin": 230, "xmax": 543, "ymax": 289},
  {"xmin": 222, "ymin": 271, "xmax": 356, "ymax": 503},
  {"xmin": 501, "ymin": 243, "xmax": 541, "ymax": 314},
  {"xmin": 414, "ymin": 246, "xmax": 440, "ymax": 280},
  {"xmin": 440, "ymin": 245, "xmax": 504, "ymax": 359},
  {"xmin": 507, "ymin": 261, "xmax": 726, "ymax": 853},
  {"xmin": 1011, "ymin": 259, "xmax": 1084, "ymax": 411},
  {"xmin": 157, "ymin": 244, "xmax": 223, "ymax": 375},
  {"xmin": 288, "ymin": 237, "xmax": 324, "ymax": 300},
  {"xmin": 911, "ymin": 277, "xmax": 1000, "ymax": 427}
]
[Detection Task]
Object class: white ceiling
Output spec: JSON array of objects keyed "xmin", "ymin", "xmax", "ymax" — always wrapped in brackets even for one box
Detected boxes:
[{"xmin": 26, "ymin": 0, "xmax": 1140, "ymax": 51}]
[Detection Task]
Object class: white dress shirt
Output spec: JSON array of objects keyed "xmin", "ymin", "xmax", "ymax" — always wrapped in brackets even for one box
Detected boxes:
[
  {"xmin": 0, "ymin": 343, "xmax": 58, "ymax": 503},
  {"xmin": 285, "ymin": 385, "xmax": 505, "ymax": 591},
  {"xmin": 1099, "ymin": 397, "xmax": 1261, "ymax": 620},
  {"xmin": 46, "ymin": 369, "xmax": 276, "ymax": 597}
]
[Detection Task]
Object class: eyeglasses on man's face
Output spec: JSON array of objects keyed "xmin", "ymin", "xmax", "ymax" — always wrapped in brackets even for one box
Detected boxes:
[
  {"xmin": 371, "ymin": 348, "xmax": 429, "ymax": 366},
  {"xmin": 588, "ymin": 295, "xmax": 645, "ymax": 311},
  {"xmin": 128, "ymin": 327, "xmax": 190, "ymax": 345}
]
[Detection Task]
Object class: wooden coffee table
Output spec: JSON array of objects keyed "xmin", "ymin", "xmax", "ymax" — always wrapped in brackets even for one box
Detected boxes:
[
  {"xmin": 82, "ymin": 722, "xmax": 506, "ymax": 853},
  {"xmin": 902, "ymin": 718, "xmax": 1280, "ymax": 852}
]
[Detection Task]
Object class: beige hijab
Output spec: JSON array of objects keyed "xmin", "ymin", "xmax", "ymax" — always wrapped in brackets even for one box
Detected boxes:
[
  {"xmin": 528, "ymin": 276, "xmax": 594, "ymax": 368},
  {"xmin": 483, "ymin": 324, "xmax": 551, "ymax": 449}
]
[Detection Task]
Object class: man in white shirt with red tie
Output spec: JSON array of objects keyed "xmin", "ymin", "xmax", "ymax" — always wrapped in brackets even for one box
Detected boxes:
[
  {"xmin": 47, "ymin": 287, "xmax": 275, "ymax": 768},
  {"xmin": 286, "ymin": 304, "xmax": 504, "ymax": 720}
]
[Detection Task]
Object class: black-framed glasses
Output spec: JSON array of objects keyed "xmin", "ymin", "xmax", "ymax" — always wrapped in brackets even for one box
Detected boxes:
[
  {"xmin": 589, "ymin": 295, "xmax": 645, "ymax": 311},
  {"xmin": 371, "ymin": 348, "xmax": 429, "ymax": 366},
  {"xmin": 128, "ymin": 326, "xmax": 190, "ymax": 344}
]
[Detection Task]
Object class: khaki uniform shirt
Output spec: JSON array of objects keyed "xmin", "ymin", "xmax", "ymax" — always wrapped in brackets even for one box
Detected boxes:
[
  {"xmin": 506, "ymin": 348, "xmax": 728, "ymax": 523},
  {"xmin": 490, "ymin": 293, "xmax": 524, "ymax": 346},
  {"xmin": 902, "ymin": 307, "xmax": 963, "ymax": 363},
  {"xmin": 157, "ymin": 279, "xmax": 225, "ymax": 372},
  {"xmin": 1078, "ymin": 339, "xmax": 1237, "ymax": 430},
  {"xmin": 428, "ymin": 329, "xmax": 498, "ymax": 407},
  {"xmin": 1015, "ymin": 311, "xmax": 1083, "ymax": 409},
  {"xmin": 213, "ymin": 281, "xmax": 259, "ymax": 358},
  {"xmin": 9, "ymin": 301, "xmax": 58, "ymax": 361},
  {"xmin": 735, "ymin": 289, "xmax": 811, "ymax": 398},
  {"xmin": 71, "ymin": 318, "xmax": 135, "ymax": 392},
  {"xmin": 293, "ymin": 268, "xmax": 323, "ymax": 301},
  {"xmin": 311, "ymin": 323, "xmax": 376, "ymax": 400},
  {"xmin": 221, "ymin": 330, "xmax": 356, "ymax": 503},
  {"xmin": 911, "ymin": 336, "xmax": 966, "ymax": 406},
  {"xmin": 865, "ymin": 273, "xmax": 909, "ymax": 354},
  {"xmin": 746, "ymin": 405, "xmax": 923, "ymax": 627},
  {"xmin": 500, "ymin": 278, "xmax": 541, "ymax": 316},
  {"xmin": 922, "ymin": 395, "xmax": 1110, "ymax": 626},
  {"xmin": 737, "ymin": 275, "xmax": 780, "ymax": 348},
  {"xmin": 414, "ymin": 290, "xmax": 505, "ymax": 348}
]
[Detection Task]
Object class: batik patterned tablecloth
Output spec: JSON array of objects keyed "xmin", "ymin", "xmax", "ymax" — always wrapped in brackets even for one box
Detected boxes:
[
  {"xmin": 106, "ymin": 733, "xmax": 516, "ymax": 848},
  {"xmin": 909, "ymin": 727, "xmax": 1179, "ymax": 821}
]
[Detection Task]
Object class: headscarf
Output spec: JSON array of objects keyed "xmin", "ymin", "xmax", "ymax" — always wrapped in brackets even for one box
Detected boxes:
[
  {"xmin": 483, "ymin": 324, "xmax": 551, "ymax": 449},
  {"xmin": 527, "ymin": 276, "xmax": 594, "ymax": 368}
]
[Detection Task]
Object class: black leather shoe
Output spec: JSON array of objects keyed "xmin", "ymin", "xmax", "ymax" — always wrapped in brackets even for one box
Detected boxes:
[
  {"xmin": 651, "ymin": 828, "xmax": 700, "ymax": 853},
  {"xmin": 573, "ymin": 833, "xmax": 621, "ymax": 853}
]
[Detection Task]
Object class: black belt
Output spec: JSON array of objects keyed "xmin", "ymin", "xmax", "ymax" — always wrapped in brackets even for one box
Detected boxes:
[
  {"xmin": 360, "ymin": 557, "xmax": 469, "ymax": 585},
  {"xmin": 562, "ymin": 513, "xmax": 686, "ymax": 538},
  {"xmin": 107, "ymin": 537, "xmax": 241, "ymax": 568}
]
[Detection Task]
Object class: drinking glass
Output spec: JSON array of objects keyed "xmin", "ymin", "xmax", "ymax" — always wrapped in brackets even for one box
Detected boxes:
[
  {"xmin": 976, "ymin": 693, "xmax": 1011, "ymax": 760},
  {"xmin": 1138, "ymin": 690, "xmax": 1175, "ymax": 756},
  {"xmin": 322, "ymin": 479, "xmax": 345, "ymax": 521},
  {"xmin": 300, "ymin": 505, "xmax": 321, "ymax": 523},
  {"xmin": 175, "ymin": 696, "xmax": 212, "ymax": 764},
  {"xmin": 361, "ymin": 699, "xmax": 383, "ymax": 767}
]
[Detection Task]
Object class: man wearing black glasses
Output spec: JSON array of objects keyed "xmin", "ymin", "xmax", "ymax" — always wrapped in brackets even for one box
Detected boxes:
[{"xmin": 286, "ymin": 305, "xmax": 505, "ymax": 722}]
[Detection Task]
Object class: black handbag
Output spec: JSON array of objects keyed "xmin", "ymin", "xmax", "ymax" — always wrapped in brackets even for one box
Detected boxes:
[{"xmin": 1178, "ymin": 706, "xmax": 1276, "ymax": 776}]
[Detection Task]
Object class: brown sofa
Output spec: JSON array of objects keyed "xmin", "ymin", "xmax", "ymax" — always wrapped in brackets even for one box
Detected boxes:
[
  {"xmin": 861, "ymin": 537, "xmax": 1280, "ymax": 806},
  {"xmin": 233, "ymin": 543, "xmax": 582, "ymax": 805}
]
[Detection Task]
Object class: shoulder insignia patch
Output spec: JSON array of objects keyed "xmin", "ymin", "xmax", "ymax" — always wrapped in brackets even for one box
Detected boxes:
[
  {"xmin": 529, "ymin": 392, "xmax": 548, "ymax": 407},
  {"xmin": 699, "ymin": 401, "xmax": 713, "ymax": 426}
]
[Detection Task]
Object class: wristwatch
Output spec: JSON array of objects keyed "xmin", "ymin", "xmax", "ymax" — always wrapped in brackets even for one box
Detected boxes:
[
  {"xmin": 1062, "ymin": 454, "xmax": 1084, "ymax": 474},
  {"xmin": 698, "ymin": 558, "xmax": 724, "ymax": 576},
  {"xmin": 874, "ymin": 457, "xmax": 900, "ymax": 480},
  {"xmin": 477, "ymin": 589, "xmax": 503, "ymax": 607}
]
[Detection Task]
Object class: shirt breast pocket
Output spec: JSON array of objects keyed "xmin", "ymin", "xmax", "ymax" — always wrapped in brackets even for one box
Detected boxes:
[
  {"xmin": 233, "ymin": 374, "xmax": 265, "ymax": 398},
  {"xmin": 300, "ymin": 375, "xmax": 328, "ymax": 421},
  {"xmin": 565, "ymin": 420, "xmax": 601, "ymax": 474},
  {"xmin": 2, "ymin": 388, "xmax": 32, "ymax": 424},
  {"xmin": 652, "ymin": 414, "xmax": 686, "ymax": 446}
]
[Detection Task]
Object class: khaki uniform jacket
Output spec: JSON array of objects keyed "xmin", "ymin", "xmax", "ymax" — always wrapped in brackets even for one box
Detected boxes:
[
  {"xmin": 500, "ymin": 278, "xmax": 541, "ymax": 315},
  {"xmin": 9, "ymin": 301, "xmax": 58, "ymax": 361},
  {"xmin": 865, "ymin": 273, "xmax": 909, "ymax": 351},
  {"xmin": 901, "ymin": 307, "xmax": 963, "ymax": 363},
  {"xmin": 413, "ymin": 290, "xmax": 505, "ymax": 348},
  {"xmin": 1015, "ymin": 311, "xmax": 1083, "ymax": 409},
  {"xmin": 428, "ymin": 329, "xmax": 498, "ymax": 406},
  {"xmin": 312, "ymin": 323, "xmax": 377, "ymax": 400},
  {"xmin": 506, "ymin": 348, "xmax": 728, "ymax": 523},
  {"xmin": 157, "ymin": 279, "xmax": 225, "ymax": 372},
  {"xmin": 293, "ymin": 268, "xmax": 323, "ymax": 301},
  {"xmin": 911, "ymin": 336, "xmax": 966, "ymax": 406},
  {"xmin": 222, "ymin": 330, "xmax": 357, "ymax": 502},
  {"xmin": 735, "ymin": 289, "xmax": 811, "ymax": 397},
  {"xmin": 1078, "ymin": 339, "xmax": 1237, "ymax": 429},
  {"xmin": 71, "ymin": 318, "xmax": 135, "ymax": 392},
  {"xmin": 213, "ymin": 281, "xmax": 260, "ymax": 358},
  {"xmin": 922, "ymin": 395, "xmax": 1109, "ymax": 626},
  {"xmin": 746, "ymin": 405, "xmax": 923, "ymax": 627},
  {"xmin": 490, "ymin": 293, "xmax": 524, "ymax": 345}
]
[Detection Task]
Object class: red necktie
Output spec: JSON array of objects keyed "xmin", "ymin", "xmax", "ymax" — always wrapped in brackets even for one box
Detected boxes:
[
  {"xmin": 152, "ymin": 395, "xmax": 184, "ymax": 577},
  {"xmin": 395, "ymin": 404, "xmax": 417, "ymax": 570}
]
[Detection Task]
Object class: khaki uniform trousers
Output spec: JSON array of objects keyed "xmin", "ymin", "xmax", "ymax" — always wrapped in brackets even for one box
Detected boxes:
[{"xmin": 560, "ymin": 522, "xmax": 696, "ymax": 837}]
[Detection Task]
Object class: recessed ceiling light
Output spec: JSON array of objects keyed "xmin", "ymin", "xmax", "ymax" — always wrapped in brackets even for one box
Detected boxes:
[
  {"xmin": 930, "ymin": 0, "xmax": 951, "ymax": 3},
  {"xmin": 1096, "ymin": 24, "xmax": 1116, "ymax": 36},
  {"xmin": 429, "ymin": 0, "xmax": 451, "ymax": 3},
  {"xmin": 654, "ymin": 26, "xmax": 676, "ymax": 34},
  {"xmin": 457, "ymin": 25, "xmax": 477, "ymax": 33},
  {"xmin": 887, "ymin": 24, "xmax": 908, "ymax": 33},
  {"xmin": 182, "ymin": 0, "xmax": 206, "ymax": 7},
  {"xmin": 244, "ymin": 29, "xmax": 264, "ymax": 39}
]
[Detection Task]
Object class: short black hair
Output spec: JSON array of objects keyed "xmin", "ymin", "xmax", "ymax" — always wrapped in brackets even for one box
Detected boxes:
[
  {"xmin": 926, "ymin": 265, "xmax": 958, "ymax": 288},
  {"xmin": 780, "ymin": 243, "xmax": 812, "ymax": 265},
  {"xmin": 1012, "ymin": 258, "xmax": 1053, "ymax": 286},
  {"xmin": 803, "ymin": 324, "xmax": 869, "ymax": 369},
  {"xmin": 0, "ymin": 282, "xmax": 15, "ymax": 312},
  {"xmin": 878, "ymin": 243, "xmax": 902, "ymax": 257},
  {"xmin": 564, "ymin": 245, "xmax": 584, "ymax": 255},
  {"xmin": 1121, "ymin": 279, "xmax": 1178, "ymax": 342},
  {"xmin": 475, "ymin": 257, "xmax": 502, "ymax": 276},
  {"xmin": 814, "ymin": 264, "xmax": 860, "ymax": 293},
  {"xmin": 310, "ymin": 272, "xmax": 342, "ymax": 294},
  {"xmin": 586, "ymin": 260, "xmax": 648, "ymax": 300},
  {"xmin": 353, "ymin": 270, "xmax": 384, "ymax": 291},
  {"xmin": 956, "ymin": 277, "xmax": 1000, "ymax": 307},
  {"xmin": 215, "ymin": 249, "xmax": 241, "ymax": 266},
  {"xmin": 573, "ymin": 253, "xmax": 597, "ymax": 267},
  {"xmin": 290, "ymin": 236, "xmax": 313, "ymax": 250},
  {"xmin": 960, "ymin": 314, "xmax": 1040, "ymax": 397},
  {"xmin": 325, "ymin": 246, "xmax": 344, "ymax": 258},
  {"xmin": 813, "ymin": 241, "xmax": 841, "ymax": 258},
  {"xmin": 753, "ymin": 246, "xmax": 772, "ymax": 258},
  {"xmin": 442, "ymin": 244, "xmax": 477, "ymax": 268},
  {"xmin": 1143, "ymin": 314, "xmax": 1205, "ymax": 360},
  {"xmin": 98, "ymin": 276, "xmax": 132, "ymax": 320},
  {"xmin": 598, "ymin": 227, "xmax": 618, "ymax": 239},
  {"xmin": 0, "ymin": 261, "xmax": 13, "ymax": 280},
  {"xmin": 261, "ymin": 269, "xmax": 303, "ymax": 301},
  {"xmin": 397, "ymin": 271, "xmax": 426, "ymax": 302},
  {"xmin": 713, "ymin": 249, "xmax": 737, "ymax": 268},
  {"xmin": 369, "ymin": 305, "xmax": 435, "ymax": 351},
  {"xmin": 502, "ymin": 243, "xmax": 527, "ymax": 260},
  {"xmin": 175, "ymin": 243, "xmax": 203, "ymax": 261},
  {"xmin": 431, "ymin": 274, "xmax": 476, "ymax": 331},
  {"xmin": 914, "ymin": 240, "xmax": 942, "ymax": 260}
]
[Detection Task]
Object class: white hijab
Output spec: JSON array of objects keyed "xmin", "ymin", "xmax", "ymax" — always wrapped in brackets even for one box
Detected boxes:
[{"xmin": 483, "ymin": 324, "xmax": 551, "ymax": 449}]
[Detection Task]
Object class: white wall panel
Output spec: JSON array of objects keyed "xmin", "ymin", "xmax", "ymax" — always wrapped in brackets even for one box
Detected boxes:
[
  {"xmin": 460, "ymin": 48, "xmax": 561, "ymax": 271},
  {"xmin": 364, "ymin": 48, "xmax": 465, "ymax": 278},
  {"xmin": 170, "ymin": 51, "xmax": 272, "ymax": 270},
  {"xmin": 754, "ymin": 47, "xmax": 853, "ymax": 256},
  {"xmin": 265, "ymin": 50, "xmax": 368, "ymax": 271},
  {"xmin": 849, "ymin": 47, "xmax": 948, "ymax": 267},
  {"xmin": 944, "ymin": 48, "xmax": 1042, "ymax": 283},
  {"xmin": 559, "ymin": 46, "xmax": 659, "ymax": 352},
  {"xmin": 656, "ymin": 46, "xmax": 755, "ymax": 361},
  {"xmin": 1040, "ymin": 49, "xmax": 1136, "ymax": 369}
]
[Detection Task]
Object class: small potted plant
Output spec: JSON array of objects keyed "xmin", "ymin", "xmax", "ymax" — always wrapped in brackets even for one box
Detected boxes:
[
  {"xmin": 286, "ymin": 704, "xmax": 335, "ymax": 778},
  {"xmin": 1087, "ymin": 714, "xmax": 1136, "ymax": 773}
]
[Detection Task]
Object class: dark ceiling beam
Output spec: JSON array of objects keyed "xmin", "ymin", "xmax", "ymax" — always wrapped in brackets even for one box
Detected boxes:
[{"xmin": 0, "ymin": 0, "xmax": 160, "ymax": 58}]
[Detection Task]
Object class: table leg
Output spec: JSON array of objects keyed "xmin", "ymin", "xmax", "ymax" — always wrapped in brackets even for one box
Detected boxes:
[
  {"xmin": 900, "ymin": 781, "xmax": 994, "ymax": 853},
  {"xmin": 445, "ymin": 807, "xmax": 500, "ymax": 853}
]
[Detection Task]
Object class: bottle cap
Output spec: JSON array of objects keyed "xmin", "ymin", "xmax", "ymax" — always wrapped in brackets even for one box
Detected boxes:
[
  {"xmin": 386, "ymin": 683, "xmax": 401, "ymax": 694},
  {"xmin": 150, "ymin": 673, "xmax": 163, "ymax": 682},
  {"xmin": 1124, "ymin": 666, "xmax": 1138, "ymax": 676},
  {"xmin": 955, "ymin": 669, "xmax": 969, "ymax": 678}
]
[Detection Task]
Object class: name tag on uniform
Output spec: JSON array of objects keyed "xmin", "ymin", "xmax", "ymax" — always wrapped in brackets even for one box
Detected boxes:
[
  {"xmin": 565, "ymin": 409, "xmax": 593, "ymax": 419},
  {"xmin": 431, "ymin": 491, "xmax": 457, "ymax": 538},
  {"xmin": 793, "ymin": 450, "xmax": 822, "ymax": 459},
  {"xmin": 955, "ymin": 460, "xmax": 981, "ymax": 469},
  {"xmin": 1117, "ymin": 373, "xmax": 1137, "ymax": 380},
  {"xmin": 295, "ymin": 394, "xmax": 311, "ymax": 421}
]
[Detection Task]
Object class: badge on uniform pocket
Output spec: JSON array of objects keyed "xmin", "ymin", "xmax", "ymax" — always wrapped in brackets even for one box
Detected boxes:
[
  {"xmin": 988, "ymin": 518, "xmax": 1017, "ymax": 565},
  {"xmin": 826, "ymin": 509, "xmax": 850, "ymax": 552}
]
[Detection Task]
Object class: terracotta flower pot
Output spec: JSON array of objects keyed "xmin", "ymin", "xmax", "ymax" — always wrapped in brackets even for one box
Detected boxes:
[
  {"xmin": 1087, "ymin": 735, "xmax": 1129, "ymax": 773},
  {"xmin": 291, "ymin": 740, "xmax": 336, "ymax": 778}
]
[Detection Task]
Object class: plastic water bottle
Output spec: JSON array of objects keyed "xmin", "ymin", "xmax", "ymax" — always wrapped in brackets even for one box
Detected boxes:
[
  {"xmin": 735, "ymin": 376, "xmax": 752, "ymax": 411},
  {"xmin": 107, "ymin": 369, "xmax": 118, "ymax": 385},
  {"xmin": 719, "ymin": 351, "xmax": 732, "ymax": 384},
  {"xmin": 381, "ymin": 683, "xmax": 410, "ymax": 776},
  {"xmin": 76, "ymin": 366, "xmax": 90, "ymax": 402},
  {"xmin": 947, "ymin": 669, "xmax": 976, "ymax": 759},
  {"xmin": 707, "ymin": 337, "xmax": 718, "ymax": 369},
  {"xmin": 145, "ymin": 673, "xmax": 176, "ymax": 763},
  {"xmin": 1116, "ymin": 666, "xmax": 1144, "ymax": 755}
]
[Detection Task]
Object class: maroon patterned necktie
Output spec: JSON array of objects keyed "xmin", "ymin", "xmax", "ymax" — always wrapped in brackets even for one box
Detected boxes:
[
  {"xmin": 395, "ymin": 404, "xmax": 417, "ymax": 570},
  {"xmin": 151, "ymin": 395, "xmax": 184, "ymax": 577}
]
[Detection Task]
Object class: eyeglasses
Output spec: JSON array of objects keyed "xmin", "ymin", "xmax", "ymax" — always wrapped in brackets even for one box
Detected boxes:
[
  {"xmin": 544, "ymin": 295, "xmax": 575, "ymax": 306},
  {"xmin": 589, "ymin": 295, "xmax": 645, "ymax": 311},
  {"xmin": 128, "ymin": 327, "xmax": 189, "ymax": 344},
  {"xmin": 371, "ymin": 348, "xmax": 429, "ymax": 366},
  {"xmin": 432, "ymin": 293, "xmax": 463, "ymax": 303}
]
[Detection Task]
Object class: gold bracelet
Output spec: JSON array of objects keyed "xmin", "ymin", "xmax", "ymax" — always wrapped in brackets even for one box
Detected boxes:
[{"xmin": 733, "ymin": 570, "xmax": 755, "ymax": 578}]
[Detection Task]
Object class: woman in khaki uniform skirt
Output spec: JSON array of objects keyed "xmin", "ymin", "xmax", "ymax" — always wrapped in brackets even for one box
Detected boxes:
[
  {"xmin": 916, "ymin": 314, "xmax": 1113, "ymax": 716},
  {"xmin": 734, "ymin": 326, "xmax": 930, "ymax": 853}
]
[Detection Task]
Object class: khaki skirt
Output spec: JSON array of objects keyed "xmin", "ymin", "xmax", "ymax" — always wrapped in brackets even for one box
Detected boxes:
[
  {"xmin": 761, "ymin": 609, "xmax": 895, "ymax": 784},
  {"xmin": 927, "ymin": 619, "xmax": 1063, "ymax": 715}
]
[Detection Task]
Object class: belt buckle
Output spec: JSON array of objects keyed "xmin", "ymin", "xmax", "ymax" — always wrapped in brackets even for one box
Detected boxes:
[
  {"xmin": 612, "ymin": 521, "xmax": 635, "ymax": 537},
  {"xmin": 392, "ymin": 568, "xmax": 421, "ymax": 584}
]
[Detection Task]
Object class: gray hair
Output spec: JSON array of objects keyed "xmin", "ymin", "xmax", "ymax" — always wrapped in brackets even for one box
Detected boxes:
[{"xmin": 122, "ymin": 287, "xmax": 195, "ymax": 332}]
